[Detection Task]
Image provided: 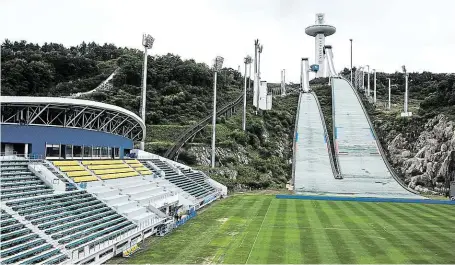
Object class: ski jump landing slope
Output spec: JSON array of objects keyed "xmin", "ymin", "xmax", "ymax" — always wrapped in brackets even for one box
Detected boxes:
[
  {"xmin": 332, "ymin": 77, "xmax": 423, "ymax": 198},
  {"xmin": 294, "ymin": 92, "xmax": 338, "ymax": 194}
]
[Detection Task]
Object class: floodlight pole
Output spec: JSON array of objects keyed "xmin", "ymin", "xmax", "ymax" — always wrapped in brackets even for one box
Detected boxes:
[
  {"xmin": 362, "ymin": 67, "xmax": 365, "ymax": 92},
  {"xmin": 248, "ymin": 62, "xmax": 252, "ymax": 92},
  {"xmin": 373, "ymin": 69, "xmax": 377, "ymax": 104},
  {"xmin": 140, "ymin": 34, "xmax": 154, "ymax": 151},
  {"xmin": 350, "ymin": 39, "xmax": 353, "ymax": 84},
  {"xmin": 388, "ymin": 78, "xmax": 391, "ymax": 110},
  {"xmin": 404, "ymin": 72, "xmax": 409, "ymax": 113},
  {"xmin": 243, "ymin": 56, "xmax": 252, "ymax": 131},
  {"xmin": 211, "ymin": 56, "xmax": 224, "ymax": 168},
  {"xmin": 366, "ymin": 65, "xmax": 370, "ymax": 97},
  {"xmin": 256, "ymin": 44, "xmax": 263, "ymax": 114}
]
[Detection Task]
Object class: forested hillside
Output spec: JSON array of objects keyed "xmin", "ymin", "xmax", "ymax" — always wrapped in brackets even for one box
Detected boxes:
[
  {"xmin": 2, "ymin": 39, "xmax": 296, "ymax": 192},
  {"xmin": 1, "ymin": 40, "xmax": 242, "ymax": 125}
]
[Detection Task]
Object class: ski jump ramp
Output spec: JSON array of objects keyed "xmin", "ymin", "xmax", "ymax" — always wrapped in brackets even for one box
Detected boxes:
[
  {"xmin": 294, "ymin": 92, "xmax": 339, "ymax": 194},
  {"xmin": 331, "ymin": 77, "xmax": 423, "ymax": 198},
  {"xmin": 293, "ymin": 77, "xmax": 423, "ymax": 198}
]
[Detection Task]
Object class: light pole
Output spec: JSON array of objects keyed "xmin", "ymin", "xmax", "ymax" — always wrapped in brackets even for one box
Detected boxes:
[
  {"xmin": 373, "ymin": 69, "xmax": 377, "ymax": 104},
  {"xmin": 256, "ymin": 43, "xmax": 263, "ymax": 114},
  {"xmin": 350, "ymin": 39, "xmax": 353, "ymax": 84},
  {"xmin": 140, "ymin": 34, "xmax": 155, "ymax": 151},
  {"xmin": 388, "ymin": 78, "xmax": 391, "ymax": 110},
  {"xmin": 253, "ymin": 39, "xmax": 259, "ymax": 113},
  {"xmin": 248, "ymin": 60, "xmax": 252, "ymax": 92},
  {"xmin": 243, "ymin": 56, "xmax": 252, "ymax": 131},
  {"xmin": 211, "ymin": 56, "xmax": 224, "ymax": 168},
  {"xmin": 366, "ymin": 65, "xmax": 370, "ymax": 97},
  {"xmin": 362, "ymin": 67, "xmax": 365, "ymax": 92}
]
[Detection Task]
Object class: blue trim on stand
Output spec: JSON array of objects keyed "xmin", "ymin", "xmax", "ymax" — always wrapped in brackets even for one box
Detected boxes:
[{"xmin": 276, "ymin": 194, "xmax": 455, "ymax": 205}]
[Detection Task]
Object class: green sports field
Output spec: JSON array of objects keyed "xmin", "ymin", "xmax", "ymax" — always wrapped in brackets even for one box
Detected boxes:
[{"xmin": 120, "ymin": 195, "xmax": 455, "ymax": 264}]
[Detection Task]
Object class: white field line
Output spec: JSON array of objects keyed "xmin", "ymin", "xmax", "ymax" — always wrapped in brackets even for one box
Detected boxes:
[{"xmin": 245, "ymin": 199, "xmax": 272, "ymax": 264}]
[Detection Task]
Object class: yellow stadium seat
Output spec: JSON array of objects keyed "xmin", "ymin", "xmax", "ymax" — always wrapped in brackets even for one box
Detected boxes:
[
  {"xmin": 81, "ymin": 160, "xmax": 124, "ymax": 165},
  {"xmin": 139, "ymin": 170, "xmax": 152, "ymax": 175},
  {"xmin": 93, "ymin": 168, "xmax": 135, "ymax": 175},
  {"xmin": 59, "ymin": 165, "xmax": 85, "ymax": 171},
  {"xmin": 134, "ymin": 167, "xmax": 149, "ymax": 171},
  {"xmin": 66, "ymin": 171, "xmax": 92, "ymax": 177},
  {"xmin": 124, "ymin": 160, "xmax": 140, "ymax": 164},
  {"xmin": 99, "ymin": 171, "xmax": 139, "ymax": 180},
  {"xmin": 52, "ymin": 160, "xmax": 79, "ymax": 166},
  {"xmin": 129, "ymin": 164, "xmax": 143, "ymax": 168},
  {"xmin": 73, "ymin": 176, "xmax": 99, "ymax": 182},
  {"xmin": 87, "ymin": 164, "xmax": 129, "ymax": 170}
]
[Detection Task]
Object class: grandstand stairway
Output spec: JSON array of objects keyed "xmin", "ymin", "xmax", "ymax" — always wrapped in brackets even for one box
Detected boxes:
[{"xmin": 148, "ymin": 159, "xmax": 216, "ymax": 199}]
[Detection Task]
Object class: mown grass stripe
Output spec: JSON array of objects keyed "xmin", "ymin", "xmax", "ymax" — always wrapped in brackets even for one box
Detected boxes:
[
  {"xmin": 375, "ymin": 202, "xmax": 455, "ymax": 263},
  {"xmin": 408, "ymin": 203, "xmax": 455, "ymax": 224},
  {"xmin": 391, "ymin": 203, "xmax": 455, "ymax": 234},
  {"xmin": 171, "ymin": 196, "xmax": 258, "ymax": 263},
  {"xmin": 244, "ymin": 197, "xmax": 273, "ymax": 264},
  {"xmin": 371, "ymin": 202, "xmax": 454, "ymax": 264},
  {"xmin": 211, "ymin": 196, "xmax": 266, "ymax": 263},
  {"xmin": 265, "ymin": 199, "xmax": 288, "ymax": 263},
  {"xmin": 222, "ymin": 196, "xmax": 273, "ymax": 264},
  {"xmin": 282, "ymin": 199, "xmax": 303, "ymax": 263},
  {"xmin": 313, "ymin": 201, "xmax": 356, "ymax": 264},
  {"xmin": 412, "ymin": 203, "xmax": 455, "ymax": 217},
  {"xmin": 295, "ymin": 199, "xmax": 319, "ymax": 263},
  {"xmin": 357, "ymin": 202, "xmax": 432, "ymax": 264},
  {"xmin": 327, "ymin": 201, "xmax": 394, "ymax": 263},
  {"xmin": 343, "ymin": 201, "xmax": 411, "ymax": 263}
]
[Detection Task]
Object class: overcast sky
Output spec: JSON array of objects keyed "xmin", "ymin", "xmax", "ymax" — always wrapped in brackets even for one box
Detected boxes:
[{"xmin": 1, "ymin": 0, "xmax": 454, "ymax": 82}]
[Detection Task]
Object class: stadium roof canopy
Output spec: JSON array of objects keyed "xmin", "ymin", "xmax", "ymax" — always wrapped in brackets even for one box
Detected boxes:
[{"xmin": 0, "ymin": 96, "xmax": 145, "ymax": 141}]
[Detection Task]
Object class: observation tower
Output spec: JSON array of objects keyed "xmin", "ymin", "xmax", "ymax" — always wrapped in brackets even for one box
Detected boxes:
[{"xmin": 305, "ymin": 13, "xmax": 336, "ymax": 78}]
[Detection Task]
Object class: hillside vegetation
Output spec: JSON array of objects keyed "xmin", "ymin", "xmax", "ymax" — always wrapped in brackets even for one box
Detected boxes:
[{"xmin": 1, "ymin": 39, "xmax": 296, "ymax": 191}]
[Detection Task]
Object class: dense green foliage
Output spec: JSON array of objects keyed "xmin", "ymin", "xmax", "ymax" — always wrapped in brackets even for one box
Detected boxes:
[
  {"xmin": 108, "ymin": 195, "xmax": 455, "ymax": 264},
  {"xmin": 1, "ymin": 40, "xmax": 243, "ymax": 126},
  {"xmin": 178, "ymin": 94, "xmax": 298, "ymax": 191}
]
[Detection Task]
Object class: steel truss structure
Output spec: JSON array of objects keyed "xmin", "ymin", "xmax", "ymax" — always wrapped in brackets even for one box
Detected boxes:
[{"xmin": 1, "ymin": 97, "xmax": 145, "ymax": 141}]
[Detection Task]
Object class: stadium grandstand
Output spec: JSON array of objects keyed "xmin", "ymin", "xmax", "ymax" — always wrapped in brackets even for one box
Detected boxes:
[{"xmin": 0, "ymin": 96, "xmax": 227, "ymax": 264}]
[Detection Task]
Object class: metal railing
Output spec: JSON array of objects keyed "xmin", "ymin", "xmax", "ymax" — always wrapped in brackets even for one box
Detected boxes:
[{"xmin": 164, "ymin": 93, "xmax": 244, "ymax": 160}]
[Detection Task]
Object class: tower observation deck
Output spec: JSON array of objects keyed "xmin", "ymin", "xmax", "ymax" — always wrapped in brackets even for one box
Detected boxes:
[{"xmin": 305, "ymin": 13, "xmax": 336, "ymax": 78}]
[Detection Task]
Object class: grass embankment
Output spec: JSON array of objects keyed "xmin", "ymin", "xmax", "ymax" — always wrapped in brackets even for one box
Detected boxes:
[{"xmin": 114, "ymin": 195, "xmax": 455, "ymax": 264}]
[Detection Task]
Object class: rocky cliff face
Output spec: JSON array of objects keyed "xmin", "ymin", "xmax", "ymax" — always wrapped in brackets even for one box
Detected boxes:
[{"xmin": 383, "ymin": 114, "xmax": 454, "ymax": 195}]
